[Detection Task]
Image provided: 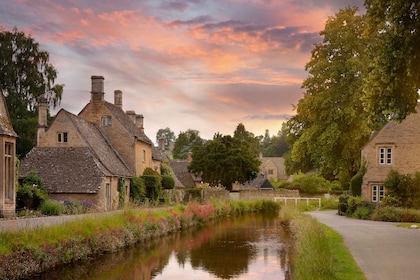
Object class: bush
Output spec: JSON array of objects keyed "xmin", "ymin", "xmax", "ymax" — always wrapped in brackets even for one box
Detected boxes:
[
  {"xmin": 371, "ymin": 206, "xmax": 420, "ymax": 222},
  {"xmin": 161, "ymin": 175, "xmax": 175, "ymax": 190},
  {"xmin": 350, "ymin": 164, "xmax": 366, "ymax": 196},
  {"xmin": 130, "ymin": 176, "xmax": 146, "ymax": 201},
  {"xmin": 141, "ymin": 175, "xmax": 162, "ymax": 201},
  {"xmin": 41, "ymin": 200, "xmax": 65, "ymax": 216},
  {"xmin": 352, "ymin": 206, "xmax": 372, "ymax": 220},
  {"xmin": 21, "ymin": 171, "xmax": 46, "ymax": 192},
  {"xmin": 384, "ymin": 170, "xmax": 420, "ymax": 209},
  {"xmin": 143, "ymin": 167, "xmax": 160, "ymax": 176},
  {"xmin": 161, "ymin": 161, "xmax": 174, "ymax": 176},
  {"xmin": 16, "ymin": 184, "xmax": 48, "ymax": 210},
  {"xmin": 291, "ymin": 173, "xmax": 330, "ymax": 194}
]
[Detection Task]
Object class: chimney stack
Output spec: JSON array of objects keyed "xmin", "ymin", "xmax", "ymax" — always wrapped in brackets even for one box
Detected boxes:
[
  {"xmin": 136, "ymin": 114, "xmax": 144, "ymax": 133},
  {"xmin": 126, "ymin": 110, "xmax": 136, "ymax": 124},
  {"xmin": 114, "ymin": 90, "xmax": 122, "ymax": 109},
  {"xmin": 37, "ymin": 95, "xmax": 48, "ymax": 146},
  {"xmin": 91, "ymin": 76, "xmax": 105, "ymax": 102},
  {"xmin": 158, "ymin": 135, "xmax": 165, "ymax": 151}
]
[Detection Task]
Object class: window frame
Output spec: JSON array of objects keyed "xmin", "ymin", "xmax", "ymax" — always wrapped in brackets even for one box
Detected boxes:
[
  {"xmin": 372, "ymin": 185, "xmax": 385, "ymax": 202},
  {"xmin": 378, "ymin": 146, "xmax": 392, "ymax": 165},
  {"xmin": 57, "ymin": 132, "xmax": 68, "ymax": 143}
]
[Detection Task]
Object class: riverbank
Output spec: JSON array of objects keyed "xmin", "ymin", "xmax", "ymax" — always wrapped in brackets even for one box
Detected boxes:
[{"xmin": 0, "ymin": 200, "xmax": 280, "ymax": 279}]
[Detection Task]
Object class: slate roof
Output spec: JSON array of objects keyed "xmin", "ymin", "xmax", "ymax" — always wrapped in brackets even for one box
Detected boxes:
[
  {"xmin": 152, "ymin": 147, "xmax": 168, "ymax": 161},
  {"xmin": 0, "ymin": 88, "xmax": 17, "ymax": 137},
  {"xmin": 20, "ymin": 110, "xmax": 132, "ymax": 194},
  {"xmin": 240, "ymin": 177, "xmax": 274, "ymax": 190},
  {"xmin": 169, "ymin": 160, "xmax": 197, "ymax": 188},
  {"xmin": 103, "ymin": 101, "xmax": 153, "ymax": 145}
]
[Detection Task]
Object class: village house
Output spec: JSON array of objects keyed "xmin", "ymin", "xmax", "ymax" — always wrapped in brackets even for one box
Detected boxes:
[
  {"xmin": 20, "ymin": 76, "xmax": 160, "ymax": 211},
  {"xmin": 20, "ymin": 99, "xmax": 132, "ymax": 211},
  {"xmin": 361, "ymin": 104, "xmax": 420, "ymax": 202},
  {"xmin": 78, "ymin": 76, "xmax": 154, "ymax": 176},
  {"xmin": 0, "ymin": 87, "xmax": 18, "ymax": 218},
  {"xmin": 260, "ymin": 157, "xmax": 287, "ymax": 181}
]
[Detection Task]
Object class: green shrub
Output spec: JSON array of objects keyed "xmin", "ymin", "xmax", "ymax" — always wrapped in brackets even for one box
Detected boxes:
[
  {"xmin": 371, "ymin": 206, "xmax": 420, "ymax": 222},
  {"xmin": 292, "ymin": 173, "xmax": 330, "ymax": 194},
  {"xmin": 41, "ymin": 200, "xmax": 65, "ymax": 216},
  {"xmin": 130, "ymin": 176, "xmax": 146, "ymax": 201},
  {"xmin": 143, "ymin": 167, "xmax": 160, "ymax": 176},
  {"xmin": 16, "ymin": 184, "xmax": 48, "ymax": 210},
  {"xmin": 350, "ymin": 163, "xmax": 366, "ymax": 196},
  {"xmin": 141, "ymin": 175, "xmax": 162, "ymax": 201},
  {"xmin": 381, "ymin": 195, "xmax": 401, "ymax": 207},
  {"xmin": 161, "ymin": 175, "xmax": 175, "ymax": 189},
  {"xmin": 352, "ymin": 206, "xmax": 372, "ymax": 220},
  {"xmin": 21, "ymin": 171, "xmax": 46, "ymax": 192},
  {"xmin": 384, "ymin": 170, "xmax": 420, "ymax": 209},
  {"xmin": 161, "ymin": 161, "xmax": 174, "ymax": 176}
]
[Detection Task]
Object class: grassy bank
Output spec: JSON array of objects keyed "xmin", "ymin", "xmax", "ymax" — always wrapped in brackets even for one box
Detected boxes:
[
  {"xmin": 283, "ymin": 208, "xmax": 366, "ymax": 280},
  {"xmin": 0, "ymin": 200, "xmax": 280, "ymax": 279}
]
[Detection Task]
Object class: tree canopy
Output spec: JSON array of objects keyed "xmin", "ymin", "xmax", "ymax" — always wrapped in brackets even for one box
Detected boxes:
[
  {"xmin": 0, "ymin": 27, "xmax": 63, "ymax": 157},
  {"xmin": 363, "ymin": 0, "xmax": 420, "ymax": 123},
  {"xmin": 156, "ymin": 127, "xmax": 175, "ymax": 150},
  {"xmin": 172, "ymin": 129, "xmax": 204, "ymax": 159},
  {"xmin": 188, "ymin": 133, "xmax": 260, "ymax": 191},
  {"xmin": 284, "ymin": 7, "xmax": 371, "ymax": 184}
]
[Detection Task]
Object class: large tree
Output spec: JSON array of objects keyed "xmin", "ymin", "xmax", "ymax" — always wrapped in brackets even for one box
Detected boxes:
[
  {"xmin": 233, "ymin": 123, "xmax": 261, "ymax": 156},
  {"xmin": 172, "ymin": 129, "xmax": 204, "ymax": 159},
  {"xmin": 285, "ymin": 7, "xmax": 371, "ymax": 184},
  {"xmin": 0, "ymin": 27, "xmax": 63, "ymax": 157},
  {"xmin": 363, "ymin": 0, "xmax": 420, "ymax": 123},
  {"xmin": 188, "ymin": 134, "xmax": 260, "ymax": 191},
  {"xmin": 156, "ymin": 127, "xmax": 175, "ymax": 150}
]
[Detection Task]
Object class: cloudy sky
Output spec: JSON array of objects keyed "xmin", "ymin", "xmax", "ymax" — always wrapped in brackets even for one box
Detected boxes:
[{"xmin": 1, "ymin": 0, "xmax": 364, "ymax": 143}]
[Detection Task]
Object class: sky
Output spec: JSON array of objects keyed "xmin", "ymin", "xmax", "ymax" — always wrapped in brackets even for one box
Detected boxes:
[{"xmin": 0, "ymin": 0, "xmax": 364, "ymax": 144}]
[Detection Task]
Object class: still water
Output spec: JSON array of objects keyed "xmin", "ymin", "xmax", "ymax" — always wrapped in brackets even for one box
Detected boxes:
[{"xmin": 40, "ymin": 213, "xmax": 291, "ymax": 280}]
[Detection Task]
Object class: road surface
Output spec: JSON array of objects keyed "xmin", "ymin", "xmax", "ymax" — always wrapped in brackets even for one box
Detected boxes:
[{"xmin": 308, "ymin": 210, "xmax": 420, "ymax": 280}]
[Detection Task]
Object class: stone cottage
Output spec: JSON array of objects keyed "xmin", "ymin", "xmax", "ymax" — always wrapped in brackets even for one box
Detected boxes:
[
  {"xmin": 78, "ymin": 76, "xmax": 154, "ymax": 176},
  {"xmin": 361, "ymin": 104, "xmax": 420, "ymax": 202},
  {"xmin": 20, "ymin": 101, "xmax": 132, "ymax": 211},
  {"xmin": 260, "ymin": 157, "xmax": 287, "ymax": 181},
  {"xmin": 0, "ymin": 87, "xmax": 18, "ymax": 217}
]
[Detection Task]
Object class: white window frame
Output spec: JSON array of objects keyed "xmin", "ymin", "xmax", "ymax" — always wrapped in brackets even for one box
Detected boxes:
[
  {"xmin": 372, "ymin": 185, "xmax": 385, "ymax": 202},
  {"xmin": 142, "ymin": 149, "xmax": 146, "ymax": 163},
  {"xmin": 379, "ymin": 146, "xmax": 392, "ymax": 165}
]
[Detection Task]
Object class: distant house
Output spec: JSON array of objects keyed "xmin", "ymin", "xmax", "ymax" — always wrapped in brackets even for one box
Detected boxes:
[
  {"xmin": 260, "ymin": 157, "xmax": 287, "ymax": 181},
  {"xmin": 78, "ymin": 76, "xmax": 155, "ymax": 176},
  {"xmin": 0, "ymin": 87, "xmax": 18, "ymax": 217},
  {"xmin": 20, "ymin": 105, "xmax": 132, "ymax": 211},
  {"xmin": 361, "ymin": 104, "xmax": 420, "ymax": 202}
]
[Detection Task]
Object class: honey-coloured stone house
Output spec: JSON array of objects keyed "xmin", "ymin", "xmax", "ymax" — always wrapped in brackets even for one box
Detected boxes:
[
  {"xmin": 20, "ymin": 76, "xmax": 158, "ymax": 211},
  {"xmin": 361, "ymin": 104, "xmax": 420, "ymax": 202},
  {"xmin": 0, "ymin": 87, "xmax": 18, "ymax": 217}
]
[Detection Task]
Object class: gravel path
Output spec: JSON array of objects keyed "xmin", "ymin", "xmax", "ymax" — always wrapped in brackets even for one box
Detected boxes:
[{"xmin": 308, "ymin": 210, "xmax": 420, "ymax": 280}]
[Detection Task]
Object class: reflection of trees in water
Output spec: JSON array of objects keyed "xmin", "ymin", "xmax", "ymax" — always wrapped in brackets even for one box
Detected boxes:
[
  {"xmin": 188, "ymin": 213, "xmax": 286, "ymax": 279},
  {"xmin": 38, "ymin": 213, "xmax": 290, "ymax": 280}
]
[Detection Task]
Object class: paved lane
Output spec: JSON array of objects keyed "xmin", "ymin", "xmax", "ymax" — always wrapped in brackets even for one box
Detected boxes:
[{"xmin": 308, "ymin": 210, "xmax": 420, "ymax": 280}]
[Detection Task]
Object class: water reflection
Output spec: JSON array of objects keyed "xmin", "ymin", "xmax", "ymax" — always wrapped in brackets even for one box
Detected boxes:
[{"xmin": 39, "ymin": 213, "xmax": 291, "ymax": 280}]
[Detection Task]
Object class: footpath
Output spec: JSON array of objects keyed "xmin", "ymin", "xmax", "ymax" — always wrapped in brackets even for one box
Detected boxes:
[{"xmin": 308, "ymin": 210, "xmax": 420, "ymax": 280}]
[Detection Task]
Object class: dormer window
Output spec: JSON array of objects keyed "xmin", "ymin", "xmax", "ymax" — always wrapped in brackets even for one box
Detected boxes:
[
  {"xmin": 57, "ymin": 132, "xmax": 68, "ymax": 143},
  {"xmin": 101, "ymin": 116, "xmax": 112, "ymax": 126}
]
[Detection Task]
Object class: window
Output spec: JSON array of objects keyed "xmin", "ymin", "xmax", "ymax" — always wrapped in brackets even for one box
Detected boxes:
[
  {"xmin": 57, "ymin": 132, "xmax": 68, "ymax": 143},
  {"xmin": 101, "ymin": 116, "xmax": 112, "ymax": 126},
  {"xmin": 142, "ymin": 149, "xmax": 146, "ymax": 163},
  {"xmin": 372, "ymin": 185, "xmax": 385, "ymax": 202},
  {"xmin": 268, "ymin": 169, "xmax": 274, "ymax": 175},
  {"xmin": 4, "ymin": 142, "xmax": 14, "ymax": 201},
  {"xmin": 379, "ymin": 146, "xmax": 392, "ymax": 165}
]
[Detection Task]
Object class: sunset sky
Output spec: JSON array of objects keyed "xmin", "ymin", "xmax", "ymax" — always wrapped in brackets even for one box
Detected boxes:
[{"xmin": 1, "ymin": 0, "xmax": 364, "ymax": 143}]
